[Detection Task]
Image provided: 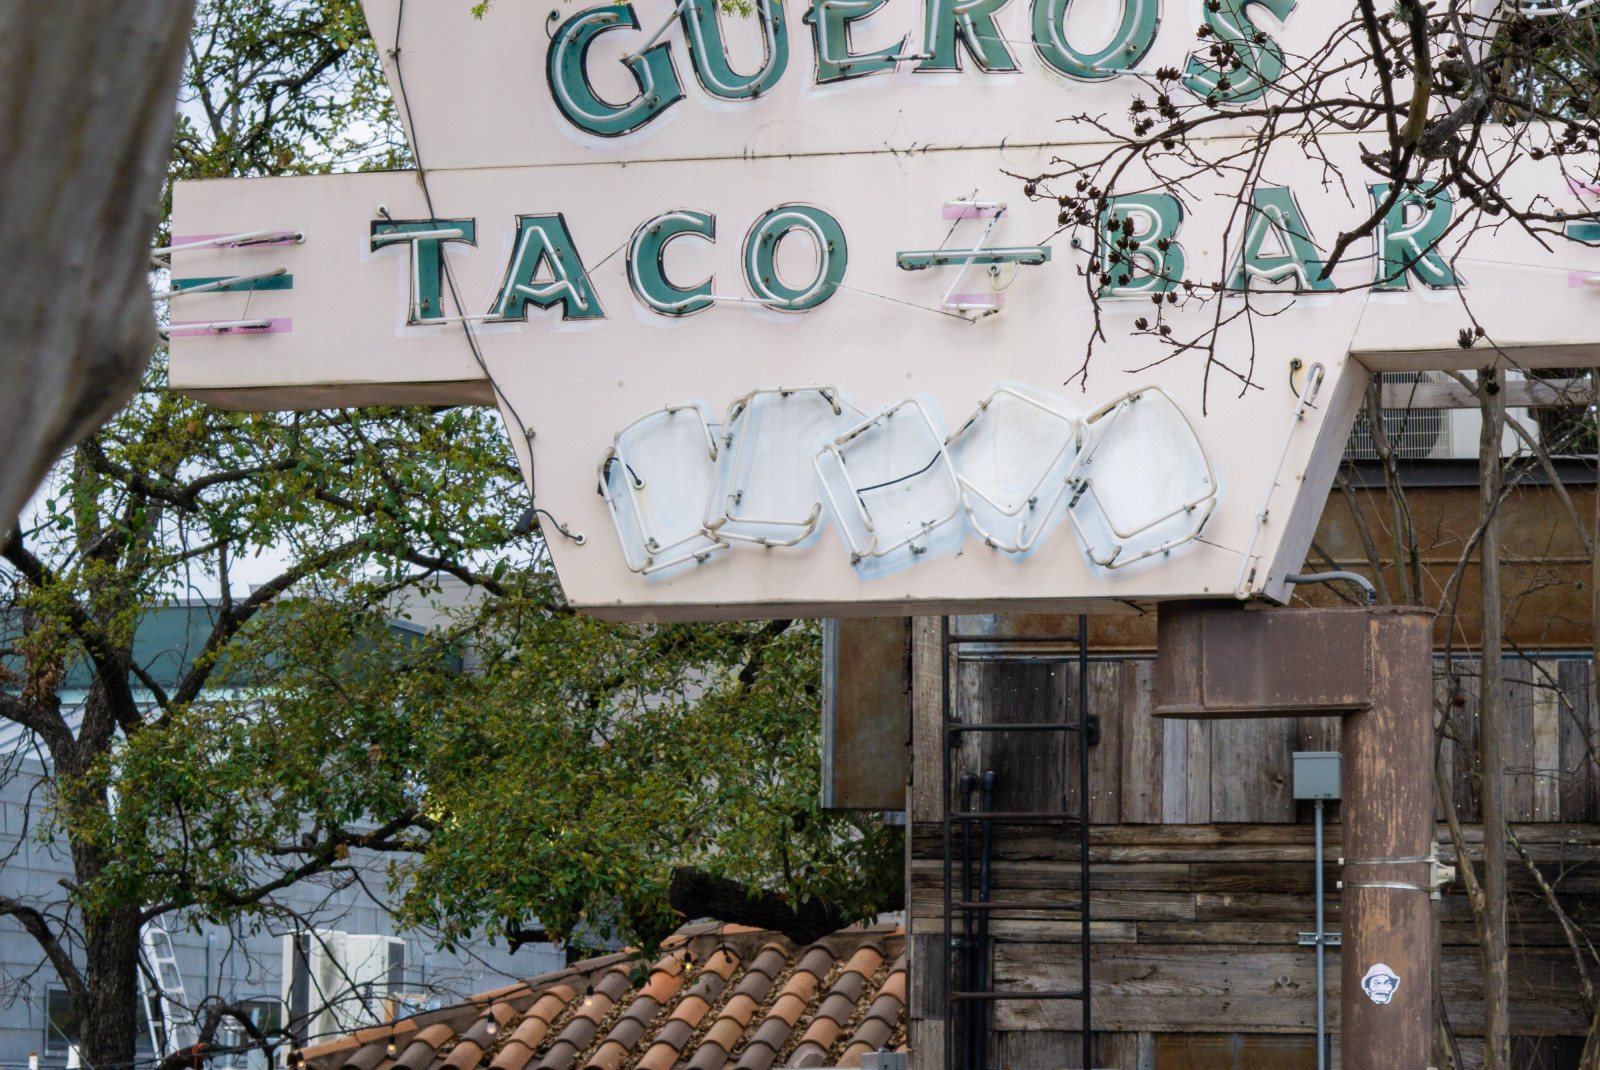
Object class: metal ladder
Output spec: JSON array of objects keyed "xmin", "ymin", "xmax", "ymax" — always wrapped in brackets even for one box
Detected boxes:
[
  {"xmin": 139, "ymin": 921, "xmax": 199, "ymax": 1057},
  {"xmin": 941, "ymin": 616, "xmax": 1094, "ymax": 1070}
]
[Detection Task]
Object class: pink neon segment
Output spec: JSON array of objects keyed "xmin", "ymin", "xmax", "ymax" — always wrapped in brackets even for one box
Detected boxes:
[
  {"xmin": 1569, "ymin": 179, "xmax": 1600, "ymax": 196},
  {"xmin": 167, "ymin": 318, "xmax": 292, "ymax": 337},
  {"xmin": 949, "ymin": 293, "xmax": 1005, "ymax": 309},
  {"xmin": 170, "ymin": 232, "xmax": 300, "ymax": 248},
  {"xmin": 941, "ymin": 205, "xmax": 1006, "ymax": 220}
]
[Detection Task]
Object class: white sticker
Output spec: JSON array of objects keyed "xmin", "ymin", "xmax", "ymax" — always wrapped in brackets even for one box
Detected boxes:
[{"xmin": 1361, "ymin": 963, "xmax": 1401, "ymax": 1005}]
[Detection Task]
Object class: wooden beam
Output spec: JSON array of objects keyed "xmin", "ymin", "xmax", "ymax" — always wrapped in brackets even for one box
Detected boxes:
[{"xmin": 1378, "ymin": 377, "xmax": 1594, "ymax": 409}]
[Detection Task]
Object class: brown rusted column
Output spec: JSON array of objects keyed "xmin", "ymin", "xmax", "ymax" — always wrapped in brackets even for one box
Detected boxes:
[
  {"xmin": 1340, "ymin": 608, "xmax": 1434, "ymax": 1070},
  {"xmin": 1154, "ymin": 602, "xmax": 1436, "ymax": 1070}
]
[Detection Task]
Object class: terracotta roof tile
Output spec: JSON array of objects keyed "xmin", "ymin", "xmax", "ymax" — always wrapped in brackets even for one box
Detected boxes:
[{"xmin": 303, "ymin": 925, "xmax": 904, "ymax": 1070}]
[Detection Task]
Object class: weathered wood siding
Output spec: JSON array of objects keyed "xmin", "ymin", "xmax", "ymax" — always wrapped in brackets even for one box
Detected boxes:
[{"xmin": 906, "ymin": 632, "xmax": 1600, "ymax": 1070}]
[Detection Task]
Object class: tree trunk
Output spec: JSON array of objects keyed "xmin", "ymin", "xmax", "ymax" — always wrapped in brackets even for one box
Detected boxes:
[
  {"xmin": 0, "ymin": 2, "xmax": 197, "ymax": 534},
  {"xmin": 82, "ymin": 906, "xmax": 145, "ymax": 1070},
  {"xmin": 1478, "ymin": 368, "xmax": 1510, "ymax": 1070}
]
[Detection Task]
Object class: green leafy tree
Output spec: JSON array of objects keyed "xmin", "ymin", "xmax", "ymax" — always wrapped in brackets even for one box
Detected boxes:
[{"xmin": 2, "ymin": 7, "xmax": 899, "ymax": 1070}]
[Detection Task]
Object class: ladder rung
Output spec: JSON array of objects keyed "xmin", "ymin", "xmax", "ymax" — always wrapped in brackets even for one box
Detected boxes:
[
  {"xmin": 950, "ymin": 990, "xmax": 1085, "ymax": 1001},
  {"xmin": 952, "ymin": 900, "xmax": 1083, "ymax": 911},
  {"xmin": 946, "ymin": 634, "xmax": 1080, "ymax": 645},
  {"xmin": 949, "ymin": 811, "xmax": 1083, "ymax": 823},
  {"xmin": 946, "ymin": 722, "xmax": 1081, "ymax": 732}
]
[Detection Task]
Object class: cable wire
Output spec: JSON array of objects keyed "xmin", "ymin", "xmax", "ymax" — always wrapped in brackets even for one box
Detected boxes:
[{"xmin": 390, "ymin": 0, "xmax": 584, "ymax": 544}]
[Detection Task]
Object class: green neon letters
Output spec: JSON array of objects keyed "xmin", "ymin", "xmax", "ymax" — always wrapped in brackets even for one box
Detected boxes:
[
  {"xmin": 1228, "ymin": 186, "xmax": 1334, "ymax": 292},
  {"xmin": 679, "ymin": 0, "xmax": 789, "ymax": 99},
  {"xmin": 743, "ymin": 205, "xmax": 849, "ymax": 310},
  {"xmin": 493, "ymin": 214, "xmax": 606, "ymax": 320},
  {"xmin": 805, "ymin": 0, "xmax": 906, "ymax": 83},
  {"xmin": 628, "ymin": 211, "xmax": 717, "ymax": 315},
  {"xmin": 1369, "ymin": 184, "xmax": 1459, "ymax": 290},
  {"xmin": 370, "ymin": 219, "xmax": 476, "ymax": 323},
  {"xmin": 547, "ymin": 4, "xmax": 684, "ymax": 138},
  {"xmin": 1098, "ymin": 195, "xmax": 1185, "ymax": 296},
  {"xmin": 917, "ymin": 0, "xmax": 1019, "ymax": 71},
  {"xmin": 1182, "ymin": 0, "xmax": 1294, "ymax": 103},
  {"xmin": 1033, "ymin": 0, "xmax": 1159, "ymax": 80}
]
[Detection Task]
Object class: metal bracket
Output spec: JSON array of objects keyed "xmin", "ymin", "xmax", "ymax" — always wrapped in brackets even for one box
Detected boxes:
[
  {"xmin": 1337, "ymin": 851, "xmax": 1457, "ymax": 899},
  {"xmin": 1298, "ymin": 931, "xmax": 1341, "ymax": 946}
]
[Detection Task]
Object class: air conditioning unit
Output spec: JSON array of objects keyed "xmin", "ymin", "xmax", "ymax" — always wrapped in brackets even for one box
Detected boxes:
[
  {"xmin": 282, "ymin": 932, "xmax": 406, "ymax": 1048},
  {"xmin": 1344, "ymin": 371, "xmax": 1541, "ymax": 461}
]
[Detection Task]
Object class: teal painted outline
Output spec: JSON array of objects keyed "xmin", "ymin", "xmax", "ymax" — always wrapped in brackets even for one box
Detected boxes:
[
  {"xmin": 1032, "ymin": 0, "xmax": 1159, "ymax": 80},
  {"xmin": 743, "ymin": 204, "xmax": 849, "ymax": 311},
  {"xmin": 627, "ymin": 210, "xmax": 717, "ymax": 316},
  {"xmin": 546, "ymin": 4, "xmax": 685, "ymax": 137},
  {"xmin": 804, "ymin": 0, "xmax": 906, "ymax": 84}
]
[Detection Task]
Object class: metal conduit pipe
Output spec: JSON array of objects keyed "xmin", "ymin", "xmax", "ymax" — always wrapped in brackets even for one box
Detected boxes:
[{"xmin": 1285, "ymin": 571, "xmax": 1379, "ymax": 605}]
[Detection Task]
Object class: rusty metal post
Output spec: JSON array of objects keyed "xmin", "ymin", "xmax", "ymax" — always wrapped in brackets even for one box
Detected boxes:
[
  {"xmin": 1153, "ymin": 602, "xmax": 1436, "ymax": 1070},
  {"xmin": 1339, "ymin": 609, "xmax": 1435, "ymax": 1070}
]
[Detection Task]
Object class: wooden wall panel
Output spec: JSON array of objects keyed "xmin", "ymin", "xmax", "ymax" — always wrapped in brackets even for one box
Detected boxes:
[
  {"xmin": 1533, "ymin": 660, "xmax": 1562, "ymax": 821},
  {"xmin": 1440, "ymin": 661, "xmax": 1482, "ymax": 822},
  {"xmin": 1505, "ymin": 657, "xmax": 1537, "ymax": 822},
  {"xmin": 1209, "ymin": 718, "xmax": 1296, "ymax": 823},
  {"xmin": 1088, "ymin": 663, "xmax": 1124, "ymax": 823},
  {"xmin": 1121, "ymin": 662, "xmax": 1163, "ymax": 824},
  {"xmin": 1558, "ymin": 659, "xmax": 1597, "ymax": 823}
]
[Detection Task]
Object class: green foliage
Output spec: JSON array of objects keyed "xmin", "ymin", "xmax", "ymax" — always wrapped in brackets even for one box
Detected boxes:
[
  {"xmin": 391, "ymin": 607, "xmax": 901, "ymax": 952},
  {"xmin": 4, "ymin": 2, "xmax": 900, "ymax": 1008}
]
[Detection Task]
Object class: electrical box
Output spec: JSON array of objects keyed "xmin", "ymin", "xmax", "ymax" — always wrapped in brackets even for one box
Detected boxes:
[{"xmin": 1292, "ymin": 751, "xmax": 1342, "ymax": 800}]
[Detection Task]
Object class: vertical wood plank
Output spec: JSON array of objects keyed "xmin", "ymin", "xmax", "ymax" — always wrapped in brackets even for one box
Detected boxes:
[
  {"xmin": 910, "ymin": 616, "xmax": 945, "ymax": 825},
  {"xmin": 1120, "ymin": 661, "xmax": 1163, "ymax": 824},
  {"xmin": 1096, "ymin": 1033, "xmax": 1141, "ymax": 1070},
  {"xmin": 1162, "ymin": 717, "xmax": 1189, "ymax": 824},
  {"xmin": 1503, "ymin": 656, "xmax": 1536, "ymax": 822},
  {"xmin": 982, "ymin": 660, "xmax": 1069, "ymax": 814},
  {"xmin": 1089, "ymin": 662, "xmax": 1123, "ymax": 824},
  {"xmin": 1532, "ymin": 659, "xmax": 1561, "ymax": 822},
  {"xmin": 908, "ymin": 1018, "xmax": 945, "ymax": 1070},
  {"xmin": 999, "ymin": 1031, "xmax": 1084, "ymax": 1070},
  {"xmin": 1559, "ymin": 659, "xmax": 1597, "ymax": 823},
  {"xmin": 1185, "ymin": 720, "xmax": 1211, "ymax": 825},
  {"xmin": 907, "ymin": 933, "xmax": 946, "ymax": 1019},
  {"xmin": 1211, "ymin": 717, "xmax": 1295, "ymax": 822},
  {"xmin": 1434, "ymin": 668, "xmax": 1453, "ymax": 824},
  {"xmin": 1442, "ymin": 660, "xmax": 1481, "ymax": 823}
]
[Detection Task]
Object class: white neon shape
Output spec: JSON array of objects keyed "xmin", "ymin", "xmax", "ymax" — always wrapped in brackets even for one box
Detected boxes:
[
  {"xmin": 1234, "ymin": 362, "xmax": 1326, "ymax": 598},
  {"xmin": 706, "ymin": 386, "xmax": 846, "ymax": 547},
  {"xmin": 158, "ymin": 319, "xmax": 274, "ymax": 336},
  {"xmin": 939, "ymin": 201, "xmax": 1005, "ymax": 311},
  {"xmin": 745, "ymin": 210, "xmax": 836, "ymax": 309},
  {"xmin": 1064, "ymin": 385, "xmax": 1218, "ymax": 569},
  {"xmin": 946, "ymin": 385, "xmax": 1082, "ymax": 554},
  {"xmin": 152, "ymin": 231, "xmax": 303, "ymax": 258},
  {"xmin": 813, "ymin": 397, "xmax": 963, "ymax": 563},
  {"xmin": 497, "ymin": 222, "xmax": 597, "ymax": 317},
  {"xmin": 599, "ymin": 403, "xmax": 729, "ymax": 575},
  {"xmin": 151, "ymin": 267, "xmax": 288, "ymax": 301},
  {"xmin": 678, "ymin": 0, "xmax": 786, "ymax": 97}
]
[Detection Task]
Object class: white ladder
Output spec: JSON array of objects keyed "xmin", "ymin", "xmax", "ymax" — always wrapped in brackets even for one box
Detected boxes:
[{"xmin": 138, "ymin": 922, "xmax": 199, "ymax": 1056}]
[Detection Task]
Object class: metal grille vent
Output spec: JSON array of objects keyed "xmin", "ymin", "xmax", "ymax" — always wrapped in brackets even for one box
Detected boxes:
[{"xmin": 1344, "ymin": 373, "xmax": 1447, "ymax": 461}]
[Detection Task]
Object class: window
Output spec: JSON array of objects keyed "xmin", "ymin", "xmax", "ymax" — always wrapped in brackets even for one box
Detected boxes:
[{"xmin": 44, "ymin": 988, "xmax": 156, "ymax": 1056}]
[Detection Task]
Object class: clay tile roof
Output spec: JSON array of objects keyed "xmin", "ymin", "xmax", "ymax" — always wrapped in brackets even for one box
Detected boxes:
[{"xmin": 298, "ymin": 924, "xmax": 905, "ymax": 1070}]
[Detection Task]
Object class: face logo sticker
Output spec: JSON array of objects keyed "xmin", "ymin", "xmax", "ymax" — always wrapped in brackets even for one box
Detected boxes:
[{"xmin": 1361, "ymin": 963, "xmax": 1401, "ymax": 1005}]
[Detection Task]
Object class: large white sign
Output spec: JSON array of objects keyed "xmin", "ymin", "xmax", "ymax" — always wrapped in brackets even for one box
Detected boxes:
[{"xmin": 167, "ymin": 0, "xmax": 1600, "ymax": 620}]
